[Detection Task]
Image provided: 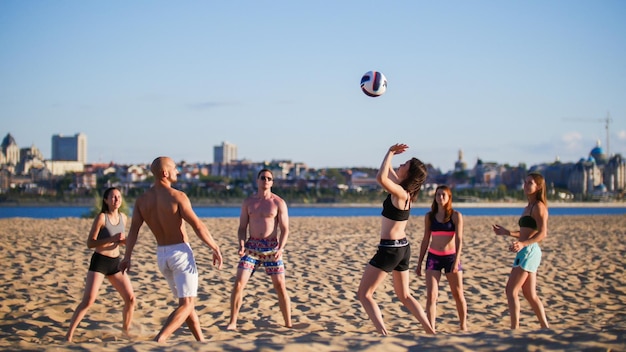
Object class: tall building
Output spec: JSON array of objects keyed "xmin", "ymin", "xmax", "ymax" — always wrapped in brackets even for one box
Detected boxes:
[
  {"xmin": 454, "ymin": 149, "xmax": 467, "ymax": 172},
  {"xmin": 213, "ymin": 141, "xmax": 237, "ymax": 164},
  {"xmin": 1, "ymin": 133, "xmax": 20, "ymax": 166},
  {"xmin": 52, "ymin": 133, "xmax": 87, "ymax": 163}
]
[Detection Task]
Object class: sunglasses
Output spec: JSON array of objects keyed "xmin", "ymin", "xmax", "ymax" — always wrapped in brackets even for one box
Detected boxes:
[{"xmin": 259, "ymin": 176, "xmax": 273, "ymax": 181}]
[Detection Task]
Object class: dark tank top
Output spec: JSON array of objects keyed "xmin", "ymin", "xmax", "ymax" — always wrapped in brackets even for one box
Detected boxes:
[
  {"xmin": 430, "ymin": 213, "xmax": 455, "ymax": 233},
  {"xmin": 518, "ymin": 202, "xmax": 538, "ymax": 230},
  {"xmin": 381, "ymin": 194, "xmax": 410, "ymax": 221},
  {"xmin": 97, "ymin": 213, "xmax": 125, "ymax": 240}
]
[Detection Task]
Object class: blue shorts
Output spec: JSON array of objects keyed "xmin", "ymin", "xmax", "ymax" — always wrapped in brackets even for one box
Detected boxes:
[
  {"xmin": 238, "ymin": 238, "xmax": 285, "ymax": 275},
  {"xmin": 157, "ymin": 242, "xmax": 198, "ymax": 298},
  {"xmin": 513, "ymin": 243, "xmax": 542, "ymax": 273}
]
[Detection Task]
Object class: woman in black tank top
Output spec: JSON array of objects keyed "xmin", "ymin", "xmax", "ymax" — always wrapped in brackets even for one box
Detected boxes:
[{"xmin": 356, "ymin": 143, "xmax": 435, "ymax": 335}]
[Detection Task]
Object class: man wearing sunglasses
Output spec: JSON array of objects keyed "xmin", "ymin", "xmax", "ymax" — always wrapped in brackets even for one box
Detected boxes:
[{"xmin": 226, "ymin": 168, "xmax": 292, "ymax": 330}]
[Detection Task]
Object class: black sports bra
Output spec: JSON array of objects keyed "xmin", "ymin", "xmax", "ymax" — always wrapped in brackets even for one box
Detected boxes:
[
  {"xmin": 381, "ymin": 194, "xmax": 410, "ymax": 221},
  {"xmin": 518, "ymin": 202, "xmax": 538, "ymax": 230}
]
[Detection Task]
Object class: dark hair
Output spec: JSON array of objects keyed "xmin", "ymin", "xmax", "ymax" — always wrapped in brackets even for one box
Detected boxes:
[
  {"xmin": 429, "ymin": 185, "xmax": 453, "ymax": 223},
  {"xmin": 257, "ymin": 168, "xmax": 273, "ymax": 178},
  {"xmin": 528, "ymin": 172, "xmax": 547, "ymax": 206},
  {"xmin": 399, "ymin": 157, "xmax": 427, "ymax": 202},
  {"xmin": 101, "ymin": 187, "xmax": 120, "ymax": 213}
]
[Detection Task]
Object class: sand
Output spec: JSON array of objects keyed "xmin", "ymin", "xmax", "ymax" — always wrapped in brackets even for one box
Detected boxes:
[{"xmin": 1, "ymin": 214, "xmax": 625, "ymax": 351}]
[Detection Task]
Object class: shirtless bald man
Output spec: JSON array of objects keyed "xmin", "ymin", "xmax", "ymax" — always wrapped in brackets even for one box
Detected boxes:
[{"xmin": 119, "ymin": 156, "xmax": 223, "ymax": 343}]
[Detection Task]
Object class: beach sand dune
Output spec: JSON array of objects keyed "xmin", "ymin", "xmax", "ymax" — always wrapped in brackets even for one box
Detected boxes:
[{"xmin": 0, "ymin": 215, "xmax": 625, "ymax": 351}]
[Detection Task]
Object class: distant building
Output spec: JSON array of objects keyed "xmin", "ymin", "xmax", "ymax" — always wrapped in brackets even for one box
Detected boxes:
[
  {"xmin": 0, "ymin": 168, "xmax": 10, "ymax": 190},
  {"xmin": 562, "ymin": 141, "xmax": 625, "ymax": 198},
  {"xmin": 217, "ymin": 159, "xmax": 255, "ymax": 179},
  {"xmin": 454, "ymin": 149, "xmax": 467, "ymax": 172},
  {"xmin": 44, "ymin": 160, "xmax": 85, "ymax": 176},
  {"xmin": 349, "ymin": 171, "xmax": 378, "ymax": 190},
  {"xmin": 213, "ymin": 141, "xmax": 237, "ymax": 164},
  {"xmin": 17, "ymin": 144, "xmax": 46, "ymax": 175},
  {"xmin": 590, "ymin": 140, "xmax": 607, "ymax": 166},
  {"xmin": 604, "ymin": 154, "xmax": 625, "ymax": 193},
  {"xmin": 1, "ymin": 133, "xmax": 20, "ymax": 166},
  {"xmin": 473, "ymin": 158, "xmax": 502, "ymax": 187},
  {"xmin": 568, "ymin": 157, "xmax": 602, "ymax": 196},
  {"xmin": 500, "ymin": 164, "xmax": 527, "ymax": 190},
  {"xmin": 539, "ymin": 159, "xmax": 574, "ymax": 191},
  {"xmin": 52, "ymin": 133, "xmax": 87, "ymax": 163}
]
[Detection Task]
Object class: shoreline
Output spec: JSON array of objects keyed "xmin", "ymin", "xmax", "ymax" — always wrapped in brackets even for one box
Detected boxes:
[
  {"xmin": 1, "ymin": 201, "xmax": 625, "ymax": 208},
  {"xmin": 289, "ymin": 201, "xmax": 626, "ymax": 208}
]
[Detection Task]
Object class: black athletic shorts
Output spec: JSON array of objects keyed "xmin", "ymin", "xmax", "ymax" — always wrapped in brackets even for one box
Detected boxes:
[
  {"xmin": 369, "ymin": 241, "xmax": 411, "ymax": 273},
  {"xmin": 89, "ymin": 252, "xmax": 122, "ymax": 276}
]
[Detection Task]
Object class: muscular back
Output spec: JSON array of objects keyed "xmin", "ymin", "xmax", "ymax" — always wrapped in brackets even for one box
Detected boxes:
[{"xmin": 135, "ymin": 186, "xmax": 189, "ymax": 246}]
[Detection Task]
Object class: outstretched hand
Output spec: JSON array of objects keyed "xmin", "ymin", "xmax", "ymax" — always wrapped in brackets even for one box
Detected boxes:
[
  {"xmin": 389, "ymin": 143, "xmax": 409, "ymax": 155},
  {"xmin": 492, "ymin": 224, "xmax": 508, "ymax": 236}
]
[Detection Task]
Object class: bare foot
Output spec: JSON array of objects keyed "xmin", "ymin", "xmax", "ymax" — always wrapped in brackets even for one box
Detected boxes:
[{"xmin": 226, "ymin": 323, "xmax": 237, "ymax": 331}]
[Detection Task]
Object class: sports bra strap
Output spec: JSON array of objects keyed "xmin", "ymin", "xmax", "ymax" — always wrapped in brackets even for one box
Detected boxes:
[{"xmin": 403, "ymin": 191, "xmax": 410, "ymax": 210}]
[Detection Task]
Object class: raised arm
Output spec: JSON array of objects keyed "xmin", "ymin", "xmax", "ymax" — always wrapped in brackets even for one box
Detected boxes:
[{"xmin": 376, "ymin": 143, "xmax": 408, "ymax": 198}]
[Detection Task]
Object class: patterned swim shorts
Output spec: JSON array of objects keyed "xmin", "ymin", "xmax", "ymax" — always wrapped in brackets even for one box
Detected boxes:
[{"xmin": 238, "ymin": 237, "xmax": 285, "ymax": 275}]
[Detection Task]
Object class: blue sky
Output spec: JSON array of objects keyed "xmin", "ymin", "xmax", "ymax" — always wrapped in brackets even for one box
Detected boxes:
[{"xmin": 1, "ymin": 1, "xmax": 625, "ymax": 171}]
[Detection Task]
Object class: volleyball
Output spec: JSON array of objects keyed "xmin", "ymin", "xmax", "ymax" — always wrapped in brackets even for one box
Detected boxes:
[{"xmin": 360, "ymin": 70, "xmax": 387, "ymax": 97}]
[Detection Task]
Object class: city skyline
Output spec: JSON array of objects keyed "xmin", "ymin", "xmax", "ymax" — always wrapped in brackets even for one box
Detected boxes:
[
  {"xmin": 1, "ymin": 1, "xmax": 625, "ymax": 170},
  {"xmin": 1, "ymin": 131, "xmax": 617, "ymax": 173}
]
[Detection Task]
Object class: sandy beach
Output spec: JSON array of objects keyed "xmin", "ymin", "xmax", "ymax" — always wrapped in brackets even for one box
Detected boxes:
[{"xmin": 1, "ymin": 214, "xmax": 625, "ymax": 351}]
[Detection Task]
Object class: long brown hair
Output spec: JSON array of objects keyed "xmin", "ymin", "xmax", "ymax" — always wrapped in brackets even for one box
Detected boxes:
[
  {"xmin": 429, "ymin": 185, "xmax": 453, "ymax": 223},
  {"xmin": 528, "ymin": 172, "xmax": 547, "ymax": 206},
  {"xmin": 399, "ymin": 157, "xmax": 427, "ymax": 202}
]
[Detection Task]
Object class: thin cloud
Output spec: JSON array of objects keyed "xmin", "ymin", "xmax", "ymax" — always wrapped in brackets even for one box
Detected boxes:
[
  {"xmin": 187, "ymin": 101, "xmax": 240, "ymax": 110},
  {"xmin": 561, "ymin": 131, "xmax": 584, "ymax": 152}
]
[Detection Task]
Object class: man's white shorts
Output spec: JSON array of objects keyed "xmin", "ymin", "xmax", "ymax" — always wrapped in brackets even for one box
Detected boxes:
[{"xmin": 157, "ymin": 242, "xmax": 198, "ymax": 298}]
